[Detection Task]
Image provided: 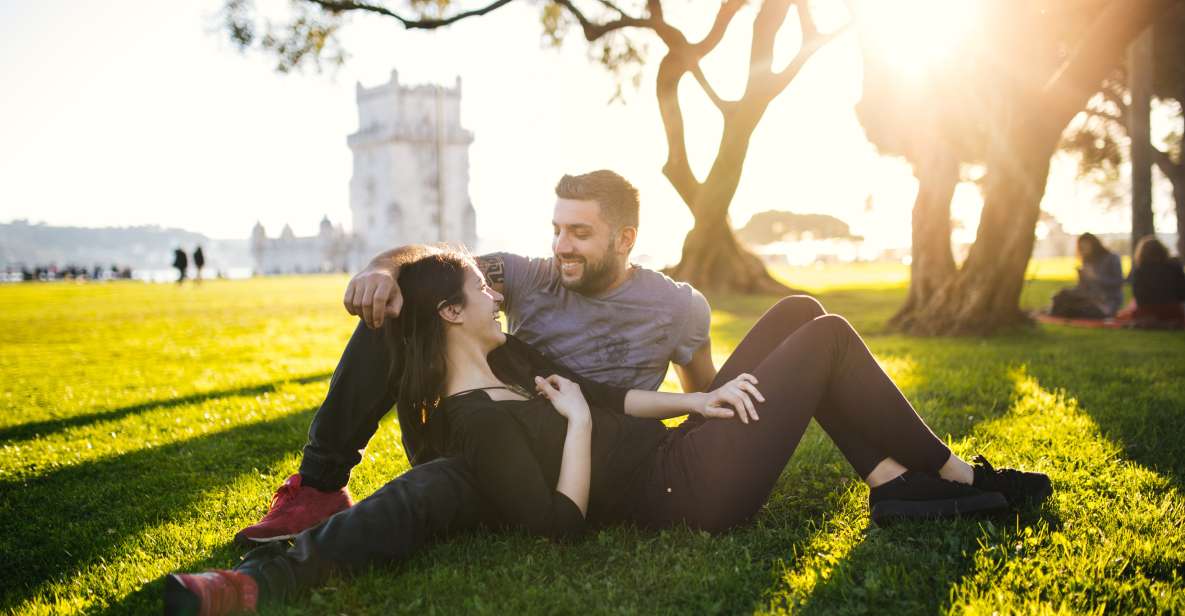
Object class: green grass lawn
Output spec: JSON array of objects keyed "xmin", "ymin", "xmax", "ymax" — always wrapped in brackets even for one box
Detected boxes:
[{"xmin": 2, "ymin": 265, "xmax": 1183, "ymax": 615}]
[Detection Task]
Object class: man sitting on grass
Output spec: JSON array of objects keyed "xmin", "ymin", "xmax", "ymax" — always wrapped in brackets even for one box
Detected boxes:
[{"xmin": 235, "ymin": 170, "xmax": 719, "ymax": 548}]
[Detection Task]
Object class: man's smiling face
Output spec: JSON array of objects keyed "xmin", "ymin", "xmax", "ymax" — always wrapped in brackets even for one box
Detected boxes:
[{"xmin": 551, "ymin": 197, "xmax": 622, "ymax": 295}]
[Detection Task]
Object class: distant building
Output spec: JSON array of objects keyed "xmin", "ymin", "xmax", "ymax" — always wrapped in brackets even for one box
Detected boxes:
[
  {"xmin": 250, "ymin": 216, "xmax": 361, "ymax": 275},
  {"xmin": 347, "ymin": 69, "xmax": 478, "ymax": 256},
  {"xmin": 1031, "ymin": 211, "xmax": 1076, "ymax": 259},
  {"xmin": 252, "ymin": 68, "xmax": 479, "ymax": 275}
]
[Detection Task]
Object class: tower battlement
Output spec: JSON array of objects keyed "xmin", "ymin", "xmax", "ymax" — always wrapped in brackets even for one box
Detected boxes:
[{"xmin": 346, "ymin": 69, "xmax": 478, "ymax": 256}]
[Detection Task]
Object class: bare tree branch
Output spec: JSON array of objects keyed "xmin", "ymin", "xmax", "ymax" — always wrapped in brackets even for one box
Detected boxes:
[
  {"xmin": 795, "ymin": 0, "xmax": 818, "ymax": 38},
  {"xmin": 1152, "ymin": 145, "xmax": 1183, "ymax": 180},
  {"xmin": 1100, "ymin": 84, "xmax": 1129, "ymax": 117},
  {"xmin": 646, "ymin": 0, "xmax": 664, "ymax": 22},
  {"xmin": 691, "ymin": 63, "xmax": 735, "ymax": 111},
  {"xmin": 636, "ymin": 0, "xmax": 687, "ymax": 49},
  {"xmin": 1083, "ymin": 108, "xmax": 1123, "ymax": 124},
  {"xmin": 595, "ymin": 0, "xmax": 630, "ymax": 17},
  {"xmin": 748, "ymin": 0, "xmax": 793, "ymax": 87},
  {"xmin": 553, "ymin": 0, "xmax": 653, "ymax": 40},
  {"xmin": 655, "ymin": 53, "xmax": 701, "ymax": 208},
  {"xmin": 689, "ymin": 0, "xmax": 746, "ymax": 56},
  {"xmin": 308, "ymin": 0, "xmax": 515, "ymax": 29},
  {"xmin": 770, "ymin": 14, "xmax": 851, "ymax": 97},
  {"xmin": 1040, "ymin": 0, "xmax": 1182, "ymax": 136}
]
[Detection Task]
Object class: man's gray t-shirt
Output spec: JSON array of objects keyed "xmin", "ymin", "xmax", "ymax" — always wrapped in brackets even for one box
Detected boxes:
[{"xmin": 493, "ymin": 253, "xmax": 711, "ymax": 391}]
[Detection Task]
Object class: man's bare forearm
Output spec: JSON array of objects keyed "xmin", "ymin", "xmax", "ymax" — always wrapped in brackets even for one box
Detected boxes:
[
  {"xmin": 366, "ymin": 246, "xmax": 505, "ymax": 294},
  {"xmin": 367, "ymin": 245, "xmax": 437, "ymax": 272},
  {"xmin": 473, "ymin": 254, "xmax": 505, "ymax": 287}
]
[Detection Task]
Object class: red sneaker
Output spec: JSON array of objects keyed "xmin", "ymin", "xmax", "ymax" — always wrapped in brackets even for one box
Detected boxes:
[
  {"xmin": 234, "ymin": 474, "xmax": 353, "ymax": 545},
  {"xmin": 164, "ymin": 569, "xmax": 258, "ymax": 615}
]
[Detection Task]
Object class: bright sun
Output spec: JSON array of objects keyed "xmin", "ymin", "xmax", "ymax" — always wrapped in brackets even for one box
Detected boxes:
[{"xmin": 858, "ymin": 0, "xmax": 979, "ymax": 79}]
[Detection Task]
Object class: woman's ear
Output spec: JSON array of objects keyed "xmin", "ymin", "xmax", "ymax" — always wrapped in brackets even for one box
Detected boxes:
[{"xmin": 438, "ymin": 303, "xmax": 465, "ymax": 325}]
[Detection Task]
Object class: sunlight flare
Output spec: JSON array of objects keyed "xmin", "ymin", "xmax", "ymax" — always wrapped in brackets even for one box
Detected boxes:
[{"xmin": 858, "ymin": 0, "xmax": 979, "ymax": 80}]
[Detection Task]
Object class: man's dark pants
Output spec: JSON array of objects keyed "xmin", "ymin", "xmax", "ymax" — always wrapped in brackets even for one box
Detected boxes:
[{"xmin": 238, "ymin": 322, "xmax": 494, "ymax": 602}]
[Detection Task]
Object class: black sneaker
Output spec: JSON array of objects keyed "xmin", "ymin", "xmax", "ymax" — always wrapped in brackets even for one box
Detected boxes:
[
  {"xmin": 971, "ymin": 455, "xmax": 1052, "ymax": 508},
  {"xmin": 869, "ymin": 470, "xmax": 1008, "ymax": 526}
]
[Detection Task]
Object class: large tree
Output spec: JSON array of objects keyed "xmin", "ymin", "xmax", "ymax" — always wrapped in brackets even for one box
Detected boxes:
[
  {"xmin": 1062, "ymin": 4, "xmax": 1185, "ymax": 257},
  {"xmin": 221, "ymin": 0, "xmax": 851, "ymax": 294},
  {"xmin": 854, "ymin": 10, "xmax": 989, "ymax": 328},
  {"xmin": 858, "ymin": 0, "xmax": 1182, "ymax": 335}
]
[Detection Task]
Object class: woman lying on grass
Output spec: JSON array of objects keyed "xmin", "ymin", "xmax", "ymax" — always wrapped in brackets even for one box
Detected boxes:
[{"xmin": 164, "ymin": 249, "xmax": 1052, "ymax": 615}]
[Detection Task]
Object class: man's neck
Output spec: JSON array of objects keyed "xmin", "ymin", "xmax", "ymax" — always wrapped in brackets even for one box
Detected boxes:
[{"xmin": 596, "ymin": 264, "xmax": 636, "ymax": 295}]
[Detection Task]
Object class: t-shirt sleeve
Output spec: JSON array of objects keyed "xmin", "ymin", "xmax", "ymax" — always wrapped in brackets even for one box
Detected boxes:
[
  {"xmin": 488, "ymin": 252, "xmax": 553, "ymax": 316},
  {"xmin": 672, "ymin": 287, "xmax": 712, "ymax": 366},
  {"xmin": 454, "ymin": 408, "xmax": 587, "ymax": 541}
]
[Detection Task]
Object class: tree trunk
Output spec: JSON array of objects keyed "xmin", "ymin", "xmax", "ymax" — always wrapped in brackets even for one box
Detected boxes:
[
  {"xmin": 1152, "ymin": 104, "xmax": 1185, "ymax": 257},
  {"xmin": 1175, "ymin": 173, "xmax": 1185, "ymax": 258},
  {"xmin": 890, "ymin": 150, "xmax": 959, "ymax": 330},
  {"xmin": 1177, "ymin": 110, "xmax": 1185, "ymax": 259},
  {"xmin": 899, "ymin": 133, "xmax": 1056, "ymax": 335},
  {"xmin": 1129, "ymin": 28, "xmax": 1156, "ymax": 253},
  {"xmin": 665, "ymin": 108, "xmax": 795, "ymax": 295},
  {"xmin": 666, "ymin": 220, "xmax": 795, "ymax": 294}
]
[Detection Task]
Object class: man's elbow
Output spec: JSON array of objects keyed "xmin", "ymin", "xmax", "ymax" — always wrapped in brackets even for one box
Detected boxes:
[{"xmin": 369, "ymin": 244, "xmax": 434, "ymax": 269}]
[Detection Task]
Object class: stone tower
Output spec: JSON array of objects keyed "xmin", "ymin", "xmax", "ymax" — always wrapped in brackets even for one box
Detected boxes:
[{"xmin": 346, "ymin": 69, "xmax": 478, "ymax": 258}]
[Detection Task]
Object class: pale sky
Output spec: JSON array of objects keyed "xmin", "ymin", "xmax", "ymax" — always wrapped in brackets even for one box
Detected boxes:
[{"xmin": 0, "ymin": 0, "xmax": 1178, "ymax": 265}]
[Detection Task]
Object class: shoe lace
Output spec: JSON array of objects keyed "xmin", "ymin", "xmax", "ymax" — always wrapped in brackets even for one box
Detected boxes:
[
  {"xmin": 268, "ymin": 480, "xmax": 300, "ymax": 512},
  {"xmin": 974, "ymin": 455, "xmax": 1024, "ymax": 492}
]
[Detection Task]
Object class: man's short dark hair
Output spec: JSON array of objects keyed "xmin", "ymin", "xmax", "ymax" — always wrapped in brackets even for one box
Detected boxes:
[{"xmin": 554, "ymin": 170, "xmax": 640, "ymax": 230}]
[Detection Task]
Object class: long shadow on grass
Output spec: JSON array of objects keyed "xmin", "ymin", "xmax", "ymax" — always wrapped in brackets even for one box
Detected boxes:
[
  {"xmin": 0, "ymin": 406, "xmax": 316, "ymax": 611},
  {"xmin": 0, "ymin": 372, "xmax": 330, "ymax": 443},
  {"xmin": 790, "ymin": 516, "xmax": 1014, "ymax": 615},
  {"xmin": 763, "ymin": 343, "xmax": 1028, "ymax": 614},
  {"xmin": 1020, "ymin": 328, "xmax": 1185, "ymax": 489}
]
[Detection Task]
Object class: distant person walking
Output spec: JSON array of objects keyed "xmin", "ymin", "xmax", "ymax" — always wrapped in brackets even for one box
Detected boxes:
[
  {"xmin": 1050, "ymin": 233, "xmax": 1124, "ymax": 319},
  {"xmin": 193, "ymin": 246, "xmax": 206, "ymax": 283},
  {"xmin": 173, "ymin": 248, "xmax": 188, "ymax": 284}
]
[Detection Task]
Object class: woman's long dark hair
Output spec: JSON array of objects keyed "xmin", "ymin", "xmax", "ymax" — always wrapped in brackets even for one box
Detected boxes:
[
  {"xmin": 1077, "ymin": 232, "xmax": 1111, "ymax": 263},
  {"xmin": 384, "ymin": 248, "xmax": 473, "ymax": 436},
  {"xmin": 1134, "ymin": 235, "xmax": 1171, "ymax": 269}
]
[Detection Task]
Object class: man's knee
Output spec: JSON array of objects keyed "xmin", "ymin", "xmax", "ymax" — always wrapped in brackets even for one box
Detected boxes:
[
  {"xmin": 771, "ymin": 295, "xmax": 826, "ymax": 320},
  {"xmin": 809, "ymin": 313, "xmax": 855, "ymax": 338}
]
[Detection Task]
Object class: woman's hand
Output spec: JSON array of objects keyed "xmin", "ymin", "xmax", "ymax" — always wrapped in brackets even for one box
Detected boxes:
[
  {"xmin": 535, "ymin": 375, "xmax": 592, "ymax": 425},
  {"xmin": 699, "ymin": 373, "xmax": 764, "ymax": 424}
]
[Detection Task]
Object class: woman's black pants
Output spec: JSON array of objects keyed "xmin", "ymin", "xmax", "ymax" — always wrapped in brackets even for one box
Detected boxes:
[{"xmin": 628, "ymin": 296, "xmax": 952, "ymax": 532}]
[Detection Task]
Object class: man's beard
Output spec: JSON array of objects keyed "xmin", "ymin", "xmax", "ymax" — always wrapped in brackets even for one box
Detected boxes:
[{"xmin": 557, "ymin": 241, "xmax": 621, "ymax": 295}]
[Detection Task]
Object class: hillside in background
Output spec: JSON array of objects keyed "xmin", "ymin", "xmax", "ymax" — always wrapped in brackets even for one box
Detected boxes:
[
  {"xmin": 0, "ymin": 220, "xmax": 251, "ymax": 272},
  {"xmin": 737, "ymin": 211, "xmax": 860, "ymax": 246}
]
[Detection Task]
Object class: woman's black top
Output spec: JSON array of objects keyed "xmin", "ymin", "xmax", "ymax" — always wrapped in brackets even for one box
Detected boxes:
[
  {"xmin": 1132, "ymin": 261, "xmax": 1185, "ymax": 306},
  {"xmin": 426, "ymin": 335, "xmax": 669, "ymax": 540}
]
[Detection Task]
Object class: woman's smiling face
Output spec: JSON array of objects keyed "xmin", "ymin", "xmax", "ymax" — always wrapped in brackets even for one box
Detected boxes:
[{"xmin": 457, "ymin": 264, "xmax": 506, "ymax": 350}]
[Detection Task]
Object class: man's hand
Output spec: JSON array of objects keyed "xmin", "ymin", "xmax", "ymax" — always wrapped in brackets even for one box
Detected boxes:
[
  {"xmin": 344, "ymin": 265, "xmax": 402, "ymax": 329},
  {"xmin": 698, "ymin": 373, "xmax": 764, "ymax": 424}
]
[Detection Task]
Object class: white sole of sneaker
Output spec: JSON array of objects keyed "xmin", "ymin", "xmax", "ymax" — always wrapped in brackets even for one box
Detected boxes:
[{"xmin": 235, "ymin": 532, "xmax": 297, "ymax": 546}]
